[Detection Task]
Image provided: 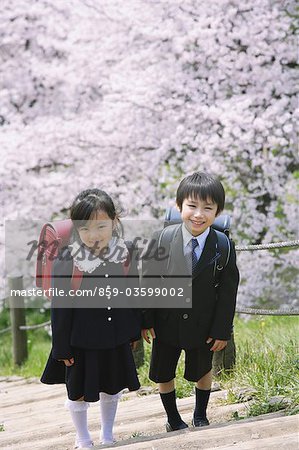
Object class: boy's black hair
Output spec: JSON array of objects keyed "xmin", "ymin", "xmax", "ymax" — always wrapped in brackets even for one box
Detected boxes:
[
  {"xmin": 176, "ymin": 172, "xmax": 225, "ymax": 215},
  {"xmin": 70, "ymin": 188, "xmax": 123, "ymax": 237}
]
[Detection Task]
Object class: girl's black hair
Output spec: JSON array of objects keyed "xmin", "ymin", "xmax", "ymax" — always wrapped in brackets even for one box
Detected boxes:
[
  {"xmin": 176, "ymin": 172, "xmax": 225, "ymax": 215},
  {"xmin": 70, "ymin": 189, "xmax": 124, "ymax": 237}
]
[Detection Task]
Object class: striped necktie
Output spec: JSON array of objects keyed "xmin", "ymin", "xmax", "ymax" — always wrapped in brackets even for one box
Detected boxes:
[{"xmin": 192, "ymin": 238, "xmax": 199, "ymax": 272}]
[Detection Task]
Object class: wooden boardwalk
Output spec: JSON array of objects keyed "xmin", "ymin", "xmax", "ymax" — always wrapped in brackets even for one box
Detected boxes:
[{"xmin": 0, "ymin": 377, "xmax": 297, "ymax": 449}]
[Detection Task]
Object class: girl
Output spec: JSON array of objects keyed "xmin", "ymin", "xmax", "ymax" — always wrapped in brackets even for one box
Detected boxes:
[{"xmin": 41, "ymin": 189, "xmax": 141, "ymax": 448}]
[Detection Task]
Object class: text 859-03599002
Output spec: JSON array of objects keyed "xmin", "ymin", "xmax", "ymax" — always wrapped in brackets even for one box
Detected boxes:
[{"xmin": 96, "ymin": 287, "xmax": 185, "ymax": 297}]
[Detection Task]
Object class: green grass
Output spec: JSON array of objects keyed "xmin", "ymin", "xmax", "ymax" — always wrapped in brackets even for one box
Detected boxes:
[
  {"xmin": 138, "ymin": 316, "xmax": 299, "ymax": 410},
  {"xmin": 0, "ymin": 329, "xmax": 51, "ymax": 377},
  {"xmin": 0, "ymin": 311, "xmax": 298, "ymax": 418},
  {"xmin": 0, "ymin": 307, "xmax": 51, "ymax": 377},
  {"xmin": 220, "ymin": 316, "xmax": 299, "ymax": 417}
]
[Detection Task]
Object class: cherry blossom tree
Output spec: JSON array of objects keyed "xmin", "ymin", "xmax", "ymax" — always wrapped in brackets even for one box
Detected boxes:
[{"xmin": 1, "ymin": 0, "xmax": 298, "ymax": 307}]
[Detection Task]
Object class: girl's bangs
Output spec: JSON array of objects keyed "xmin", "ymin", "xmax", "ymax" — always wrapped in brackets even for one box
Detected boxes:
[{"xmin": 72, "ymin": 201, "xmax": 96, "ymax": 227}]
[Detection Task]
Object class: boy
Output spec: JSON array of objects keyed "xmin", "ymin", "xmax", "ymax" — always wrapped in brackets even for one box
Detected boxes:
[{"xmin": 141, "ymin": 172, "xmax": 239, "ymax": 431}]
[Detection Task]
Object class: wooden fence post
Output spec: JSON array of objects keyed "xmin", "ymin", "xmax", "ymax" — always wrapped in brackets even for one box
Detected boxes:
[
  {"xmin": 8, "ymin": 275, "xmax": 28, "ymax": 366},
  {"xmin": 212, "ymin": 331, "xmax": 236, "ymax": 376}
]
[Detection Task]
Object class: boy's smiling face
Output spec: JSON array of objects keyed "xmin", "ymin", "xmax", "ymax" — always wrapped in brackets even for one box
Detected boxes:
[{"xmin": 179, "ymin": 196, "xmax": 219, "ymax": 236}]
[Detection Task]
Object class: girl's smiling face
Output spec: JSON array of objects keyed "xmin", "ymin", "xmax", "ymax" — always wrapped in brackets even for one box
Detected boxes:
[{"xmin": 77, "ymin": 210, "xmax": 114, "ymax": 255}]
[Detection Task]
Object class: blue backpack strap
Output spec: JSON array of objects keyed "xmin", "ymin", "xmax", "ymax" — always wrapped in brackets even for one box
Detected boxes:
[
  {"xmin": 213, "ymin": 229, "xmax": 231, "ymax": 287},
  {"xmin": 123, "ymin": 240, "xmax": 137, "ymax": 275},
  {"xmin": 158, "ymin": 224, "xmax": 181, "ymax": 271}
]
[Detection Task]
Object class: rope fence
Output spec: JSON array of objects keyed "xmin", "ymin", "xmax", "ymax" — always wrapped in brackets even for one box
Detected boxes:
[
  {"xmin": 236, "ymin": 307, "xmax": 299, "ymax": 316},
  {"xmin": 0, "ymin": 326, "xmax": 12, "ymax": 335},
  {"xmin": 1, "ymin": 239, "xmax": 298, "ymax": 338},
  {"xmin": 235, "ymin": 239, "xmax": 299, "ymax": 315},
  {"xmin": 235, "ymin": 239, "xmax": 299, "ymax": 251},
  {"xmin": 19, "ymin": 320, "xmax": 51, "ymax": 331}
]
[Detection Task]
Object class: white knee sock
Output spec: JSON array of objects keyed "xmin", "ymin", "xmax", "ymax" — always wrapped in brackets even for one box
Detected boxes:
[
  {"xmin": 65, "ymin": 399, "xmax": 93, "ymax": 448},
  {"xmin": 99, "ymin": 392, "xmax": 122, "ymax": 444}
]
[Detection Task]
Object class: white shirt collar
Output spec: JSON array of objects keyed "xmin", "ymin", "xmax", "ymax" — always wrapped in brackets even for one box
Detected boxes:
[
  {"xmin": 68, "ymin": 236, "xmax": 129, "ymax": 273},
  {"xmin": 182, "ymin": 224, "xmax": 210, "ymax": 250}
]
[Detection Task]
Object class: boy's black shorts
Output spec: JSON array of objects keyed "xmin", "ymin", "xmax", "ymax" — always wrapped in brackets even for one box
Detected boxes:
[{"xmin": 149, "ymin": 339, "xmax": 214, "ymax": 383}]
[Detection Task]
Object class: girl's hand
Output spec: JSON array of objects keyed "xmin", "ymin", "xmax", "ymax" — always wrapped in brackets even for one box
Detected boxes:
[
  {"xmin": 141, "ymin": 328, "xmax": 156, "ymax": 344},
  {"xmin": 206, "ymin": 337, "xmax": 227, "ymax": 352},
  {"xmin": 58, "ymin": 358, "xmax": 74, "ymax": 366}
]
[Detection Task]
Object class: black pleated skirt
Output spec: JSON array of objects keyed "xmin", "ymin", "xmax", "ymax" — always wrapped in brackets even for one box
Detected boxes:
[{"xmin": 41, "ymin": 342, "xmax": 140, "ymax": 402}]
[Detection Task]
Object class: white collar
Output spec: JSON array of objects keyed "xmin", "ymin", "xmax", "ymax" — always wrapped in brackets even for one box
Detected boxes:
[
  {"xmin": 182, "ymin": 224, "xmax": 210, "ymax": 250},
  {"xmin": 69, "ymin": 237, "xmax": 129, "ymax": 273}
]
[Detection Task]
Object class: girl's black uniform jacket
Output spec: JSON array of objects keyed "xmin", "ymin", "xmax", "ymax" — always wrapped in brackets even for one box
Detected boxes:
[{"xmin": 41, "ymin": 245, "xmax": 141, "ymax": 385}]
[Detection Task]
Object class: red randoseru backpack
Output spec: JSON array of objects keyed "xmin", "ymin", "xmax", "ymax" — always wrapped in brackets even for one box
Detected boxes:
[{"xmin": 36, "ymin": 219, "xmax": 131, "ymax": 299}]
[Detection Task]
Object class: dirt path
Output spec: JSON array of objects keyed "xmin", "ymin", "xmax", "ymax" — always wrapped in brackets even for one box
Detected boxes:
[{"xmin": 0, "ymin": 377, "xmax": 297, "ymax": 449}]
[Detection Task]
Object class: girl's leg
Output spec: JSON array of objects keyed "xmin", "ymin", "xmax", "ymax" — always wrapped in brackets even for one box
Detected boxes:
[
  {"xmin": 193, "ymin": 370, "xmax": 212, "ymax": 426},
  {"xmin": 159, "ymin": 380, "xmax": 188, "ymax": 431},
  {"xmin": 99, "ymin": 391, "xmax": 122, "ymax": 444},
  {"xmin": 65, "ymin": 398, "xmax": 93, "ymax": 448}
]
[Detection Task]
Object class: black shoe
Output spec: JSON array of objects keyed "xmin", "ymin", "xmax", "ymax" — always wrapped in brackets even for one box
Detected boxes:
[
  {"xmin": 192, "ymin": 417, "xmax": 210, "ymax": 427},
  {"xmin": 166, "ymin": 421, "xmax": 189, "ymax": 432}
]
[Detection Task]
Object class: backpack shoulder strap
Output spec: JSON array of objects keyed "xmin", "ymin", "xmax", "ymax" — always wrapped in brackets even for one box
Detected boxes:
[
  {"xmin": 158, "ymin": 223, "xmax": 181, "ymax": 248},
  {"xmin": 157, "ymin": 224, "xmax": 181, "ymax": 271},
  {"xmin": 122, "ymin": 244, "xmax": 132, "ymax": 276},
  {"xmin": 214, "ymin": 229, "xmax": 231, "ymax": 269},
  {"xmin": 213, "ymin": 229, "xmax": 231, "ymax": 287}
]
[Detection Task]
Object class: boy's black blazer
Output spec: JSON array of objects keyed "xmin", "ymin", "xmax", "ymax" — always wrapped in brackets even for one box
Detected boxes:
[{"xmin": 141, "ymin": 226, "xmax": 239, "ymax": 349}]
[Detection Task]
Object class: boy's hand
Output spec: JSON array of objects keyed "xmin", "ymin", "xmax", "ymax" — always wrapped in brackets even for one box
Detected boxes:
[
  {"xmin": 141, "ymin": 328, "xmax": 156, "ymax": 344},
  {"xmin": 58, "ymin": 358, "xmax": 74, "ymax": 366},
  {"xmin": 206, "ymin": 337, "xmax": 227, "ymax": 352}
]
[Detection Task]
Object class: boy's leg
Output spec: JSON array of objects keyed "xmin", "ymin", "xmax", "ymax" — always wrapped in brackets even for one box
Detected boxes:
[
  {"xmin": 65, "ymin": 398, "xmax": 93, "ymax": 448},
  {"xmin": 159, "ymin": 380, "xmax": 188, "ymax": 431},
  {"xmin": 158, "ymin": 379, "xmax": 175, "ymax": 393},
  {"xmin": 149, "ymin": 340, "xmax": 188, "ymax": 431},
  {"xmin": 196, "ymin": 370, "xmax": 212, "ymax": 390},
  {"xmin": 184, "ymin": 347, "xmax": 213, "ymax": 427},
  {"xmin": 193, "ymin": 370, "xmax": 212, "ymax": 426}
]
